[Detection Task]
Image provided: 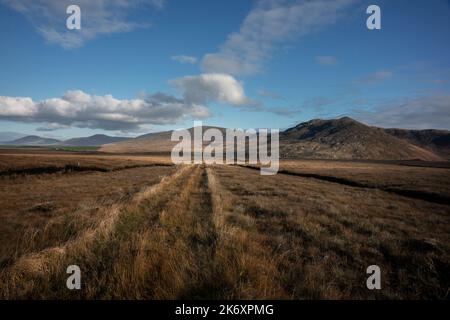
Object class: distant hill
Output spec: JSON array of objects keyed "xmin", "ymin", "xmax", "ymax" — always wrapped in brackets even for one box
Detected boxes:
[
  {"xmin": 0, "ymin": 132, "xmax": 26, "ymax": 143},
  {"xmin": 98, "ymin": 117, "xmax": 446, "ymax": 161},
  {"xmin": 384, "ymin": 128, "xmax": 450, "ymax": 159},
  {"xmin": 100, "ymin": 130, "xmax": 175, "ymax": 153},
  {"xmin": 4, "ymin": 120, "xmax": 446, "ymax": 160},
  {"xmin": 62, "ymin": 134, "xmax": 130, "ymax": 147},
  {"xmin": 5, "ymin": 135, "xmax": 61, "ymax": 146},
  {"xmin": 279, "ymin": 117, "xmax": 441, "ymax": 160},
  {"xmin": 100, "ymin": 127, "xmax": 227, "ymax": 153}
]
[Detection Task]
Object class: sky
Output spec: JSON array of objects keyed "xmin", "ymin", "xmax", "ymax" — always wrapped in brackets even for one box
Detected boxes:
[{"xmin": 0, "ymin": 0, "xmax": 449, "ymax": 139}]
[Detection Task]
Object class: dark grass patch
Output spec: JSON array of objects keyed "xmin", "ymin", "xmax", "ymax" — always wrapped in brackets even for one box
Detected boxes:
[{"xmin": 0, "ymin": 163, "xmax": 174, "ymax": 177}]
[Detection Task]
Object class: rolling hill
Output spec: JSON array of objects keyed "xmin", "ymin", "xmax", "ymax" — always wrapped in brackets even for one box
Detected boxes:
[
  {"xmin": 384, "ymin": 128, "xmax": 450, "ymax": 159},
  {"xmin": 279, "ymin": 117, "xmax": 442, "ymax": 160},
  {"xmin": 5, "ymin": 135, "xmax": 61, "ymax": 146},
  {"xmin": 101, "ymin": 117, "xmax": 444, "ymax": 161},
  {"xmin": 62, "ymin": 134, "xmax": 130, "ymax": 147},
  {"xmin": 100, "ymin": 130, "xmax": 176, "ymax": 153},
  {"xmin": 100, "ymin": 127, "xmax": 227, "ymax": 153},
  {"xmin": 0, "ymin": 132, "xmax": 27, "ymax": 143},
  {"xmin": 6, "ymin": 118, "xmax": 445, "ymax": 161}
]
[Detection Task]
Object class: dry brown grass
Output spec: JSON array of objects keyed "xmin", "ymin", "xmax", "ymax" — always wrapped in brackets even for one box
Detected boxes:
[
  {"xmin": 0, "ymin": 164, "xmax": 190, "ymax": 299},
  {"xmin": 211, "ymin": 164, "xmax": 450, "ymax": 299},
  {"xmin": 280, "ymin": 159, "xmax": 450, "ymax": 201},
  {"xmin": 0, "ymin": 152, "xmax": 175, "ymax": 269},
  {"xmin": 0, "ymin": 150, "xmax": 172, "ymax": 173},
  {"xmin": 0, "ymin": 152, "xmax": 448, "ymax": 299}
]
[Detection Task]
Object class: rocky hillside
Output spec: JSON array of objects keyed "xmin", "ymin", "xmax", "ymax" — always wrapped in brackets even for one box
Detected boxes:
[
  {"xmin": 279, "ymin": 117, "xmax": 441, "ymax": 160},
  {"xmin": 384, "ymin": 128, "xmax": 450, "ymax": 159}
]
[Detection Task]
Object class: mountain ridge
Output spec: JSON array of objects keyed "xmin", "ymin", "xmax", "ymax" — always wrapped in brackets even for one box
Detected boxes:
[
  {"xmin": 101, "ymin": 118, "xmax": 447, "ymax": 161},
  {"xmin": 279, "ymin": 117, "xmax": 442, "ymax": 160},
  {"xmin": 62, "ymin": 134, "xmax": 130, "ymax": 146},
  {"xmin": 384, "ymin": 128, "xmax": 450, "ymax": 158},
  {"xmin": 4, "ymin": 135, "xmax": 61, "ymax": 146},
  {"xmin": 0, "ymin": 132, "xmax": 27, "ymax": 143},
  {"xmin": 3, "ymin": 118, "xmax": 449, "ymax": 161},
  {"xmin": 2, "ymin": 134, "xmax": 130, "ymax": 147}
]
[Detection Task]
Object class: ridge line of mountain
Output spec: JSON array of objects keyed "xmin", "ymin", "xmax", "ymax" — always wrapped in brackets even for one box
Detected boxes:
[{"xmin": 2, "ymin": 117, "xmax": 449, "ymax": 161}]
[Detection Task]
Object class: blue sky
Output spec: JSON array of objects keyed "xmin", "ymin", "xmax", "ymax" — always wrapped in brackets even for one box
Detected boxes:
[{"xmin": 0, "ymin": 0, "xmax": 449, "ymax": 139}]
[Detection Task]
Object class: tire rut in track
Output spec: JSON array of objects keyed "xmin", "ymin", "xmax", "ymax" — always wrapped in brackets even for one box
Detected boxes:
[
  {"xmin": 149, "ymin": 165, "xmax": 223, "ymax": 299},
  {"xmin": 2, "ymin": 165, "xmax": 253, "ymax": 299},
  {"xmin": 0, "ymin": 165, "xmax": 194, "ymax": 299}
]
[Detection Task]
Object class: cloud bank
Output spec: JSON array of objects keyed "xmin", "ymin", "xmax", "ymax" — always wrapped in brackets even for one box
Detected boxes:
[
  {"xmin": 353, "ymin": 95, "xmax": 450, "ymax": 130},
  {"xmin": 202, "ymin": 0, "xmax": 357, "ymax": 75},
  {"xmin": 0, "ymin": 89, "xmax": 210, "ymax": 132},
  {"xmin": 0, "ymin": 73, "xmax": 262, "ymax": 131},
  {"xmin": 2, "ymin": 0, "xmax": 165, "ymax": 48}
]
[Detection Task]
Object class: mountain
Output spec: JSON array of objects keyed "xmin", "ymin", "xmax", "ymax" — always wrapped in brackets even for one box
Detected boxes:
[
  {"xmin": 279, "ymin": 117, "xmax": 441, "ymax": 160},
  {"xmin": 100, "ymin": 130, "xmax": 174, "ymax": 153},
  {"xmin": 100, "ymin": 127, "xmax": 227, "ymax": 153},
  {"xmin": 62, "ymin": 134, "xmax": 130, "ymax": 147},
  {"xmin": 99, "ymin": 118, "xmax": 444, "ymax": 161},
  {"xmin": 5, "ymin": 135, "xmax": 61, "ymax": 146},
  {"xmin": 384, "ymin": 128, "xmax": 450, "ymax": 159},
  {"xmin": 0, "ymin": 132, "xmax": 26, "ymax": 143}
]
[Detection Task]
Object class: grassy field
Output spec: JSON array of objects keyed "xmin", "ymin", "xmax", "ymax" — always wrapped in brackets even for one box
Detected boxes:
[{"xmin": 0, "ymin": 151, "xmax": 448, "ymax": 299}]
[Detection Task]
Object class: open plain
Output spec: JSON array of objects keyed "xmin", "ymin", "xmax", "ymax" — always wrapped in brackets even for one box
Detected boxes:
[{"xmin": 0, "ymin": 150, "xmax": 449, "ymax": 299}]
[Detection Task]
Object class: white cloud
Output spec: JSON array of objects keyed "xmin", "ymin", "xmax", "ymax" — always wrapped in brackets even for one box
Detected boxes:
[
  {"xmin": 170, "ymin": 73, "xmax": 306, "ymax": 117},
  {"xmin": 169, "ymin": 73, "xmax": 254, "ymax": 107},
  {"xmin": 0, "ymin": 74, "xmax": 303, "ymax": 132},
  {"xmin": 0, "ymin": 96, "xmax": 36, "ymax": 116},
  {"xmin": 171, "ymin": 55, "xmax": 198, "ymax": 64},
  {"xmin": 353, "ymin": 95, "xmax": 450, "ymax": 130},
  {"xmin": 0, "ymin": 73, "xmax": 272, "ymax": 131},
  {"xmin": 0, "ymin": 90, "xmax": 211, "ymax": 132},
  {"xmin": 2, "ymin": 0, "xmax": 165, "ymax": 48},
  {"xmin": 202, "ymin": 0, "xmax": 358, "ymax": 75},
  {"xmin": 316, "ymin": 55, "xmax": 337, "ymax": 66}
]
